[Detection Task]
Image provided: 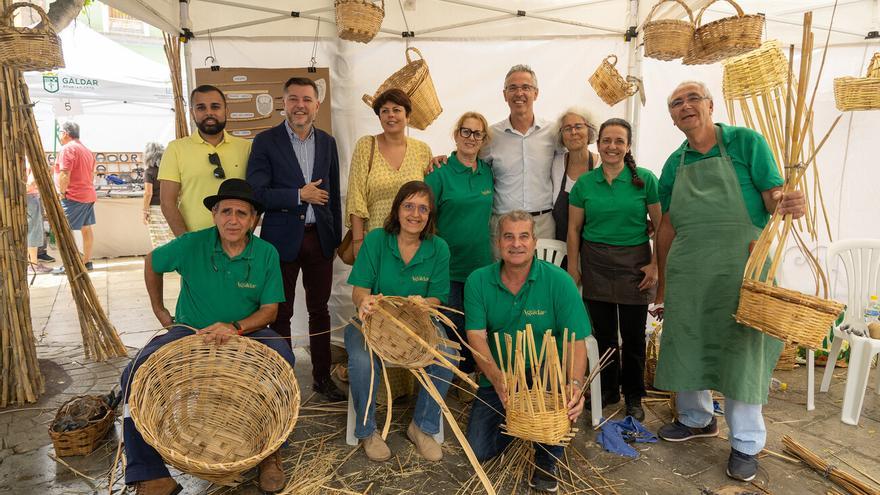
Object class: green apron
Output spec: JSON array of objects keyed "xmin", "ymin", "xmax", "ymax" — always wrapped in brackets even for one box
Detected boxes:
[{"xmin": 653, "ymin": 125, "xmax": 782, "ymax": 404}]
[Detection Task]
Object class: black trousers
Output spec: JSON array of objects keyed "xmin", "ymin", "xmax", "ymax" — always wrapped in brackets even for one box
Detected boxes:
[{"xmin": 585, "ymin": 299, "xmax": 648, "ymax": 400}]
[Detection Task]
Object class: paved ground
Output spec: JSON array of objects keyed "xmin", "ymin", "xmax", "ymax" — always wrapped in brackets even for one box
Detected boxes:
[{"xmin": 0, "ymin": 256, "xmax": 878, "ymax": 494}]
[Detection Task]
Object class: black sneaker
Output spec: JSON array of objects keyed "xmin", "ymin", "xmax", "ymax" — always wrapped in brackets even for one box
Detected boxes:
[
  {"xmin": 625, "ymin": 396, "xmax": 645, "ymax": 421},
  {"xmin": 38, "ymin": 252, "xmax": 55, "ymax": 262},
  {"xmin": 657, "ymin": 417, "xmax": 718, "ymax": 442},
  {"xmin": 312, "ymin": 376, "xmax": 346, "ymax": 402},
  {"xmin": 528, "ymin": 467, "xmax": 558, "ymax": 493},
  {"xmin": 726, "ymin": 448, "xmax": 758, "ymax": 482}
]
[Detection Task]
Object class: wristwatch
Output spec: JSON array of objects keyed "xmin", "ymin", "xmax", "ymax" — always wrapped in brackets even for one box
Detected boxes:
[
  {"xmin": 570, "ymin": 378, "xmax": 584, "ymax": 389},
  {"xmin": 231, "ymin": 321, "xmax": 243, "ymax": 335}
]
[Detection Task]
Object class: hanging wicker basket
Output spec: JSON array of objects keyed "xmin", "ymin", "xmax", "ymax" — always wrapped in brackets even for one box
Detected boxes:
[
  {"xmin": 48, "ymin": 395, "xmax": 114, "ymax": 457},
  {"xmin": 361, "ymin": 296, "xmax": 442, "ymax": 368},
  {"xmin": 0, "ymin": 3, "xmax": 64, "ymax": 72},
  {"xmin": 362, "ymin": 47, "xmax": 443, "ymax": 130},
  {"xmin": 128, "ymin": 335, "xmax": 300, "ymax": 486},
  {"xmin": 833, "ymin": 53, "xmax": 880, "ymax": 111},
  {"xmin": 642, "ymin": 0, "xmax": 695, "ymax": 61},
  {"xmin": 683, "ymin": 0, "xmax": 764, "ymax": 65},
  {"xmin": 335, "ymin": 0, "xmax": 384, "ymax": 43},
  {"xmin": 588, "ymin": 55, "xmax": 638, "ymax": 106},
  {"xmin": 722, "ymin": 40, "xmax": 789, "ymax": 99}
]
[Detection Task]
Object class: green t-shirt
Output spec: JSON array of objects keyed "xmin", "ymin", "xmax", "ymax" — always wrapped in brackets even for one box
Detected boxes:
[
  {"xmin": 568, "ymin": 165, "xmax": 660, "ymax": 246},
  {"xmin": 424, "ymin": 152, "xmax": 494, "ymax": 282},
  {"xmin": 464, "ymin": 259, "xmax": 591, "ymax": 387},
  {"xmin": 348, "ymin": 228, "xmax": 450, "ymax": 303},
  {"xmin": 659, "ymin": 123, "xmax": 784, "ymax": 228},
  {"xmin": 151, "ymin": 227, "xmax": 284, "ymax": 329}
]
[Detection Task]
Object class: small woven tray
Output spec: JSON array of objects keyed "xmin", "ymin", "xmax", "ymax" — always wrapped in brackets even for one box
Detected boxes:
[
  {"xmin": 362, "ymin": 47, "xmax": 442, "ymax": 130},
  {"xmin": 683, "ymin": 0, "xmax": 764, "ymax": 65},
  {"xmin": 504, "ymin": 390, "xmax": 575, "ymax": 446},
  {"xmin": 0, "ymin": 2, "xmax": 64, "ymax": 72},
  {"xmin": 588, "ymin": 54, "xmax": 637, "ymax": 106},
  {"xmin": 642, "ymin": 0, "xmax": 695, "ymax": 61},
  {"xmin": 49, "ymin": 395, "xmax": 114, "ymax": 457},
  {"xmin": 722, "ymin": 40, "xmax": 789, "ymax": 99},
  {"xmin": 336, "ymin": 0, "xmax": 384, "ymax": 43}
]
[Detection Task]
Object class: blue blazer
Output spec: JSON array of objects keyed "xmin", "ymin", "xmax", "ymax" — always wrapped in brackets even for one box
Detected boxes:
[{"xmin": 246, "ymin": 123, "xmax": 342, "ymax": 262}]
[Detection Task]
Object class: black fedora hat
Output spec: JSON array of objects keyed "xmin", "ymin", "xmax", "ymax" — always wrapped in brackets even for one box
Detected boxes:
[{"xmin": 203, "ymin": 178, "xmax": 264, "ymax": 213}]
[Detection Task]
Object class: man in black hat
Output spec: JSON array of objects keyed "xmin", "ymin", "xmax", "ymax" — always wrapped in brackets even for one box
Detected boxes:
[{"xmin": 120, "ymin": 178, "xmax": 293, "ymax": 495}]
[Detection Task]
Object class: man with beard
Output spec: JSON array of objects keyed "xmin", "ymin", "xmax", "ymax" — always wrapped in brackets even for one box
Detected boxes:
[{"xmin": 159, "ymin": 85, "xmax": 252, "ymax": 235}]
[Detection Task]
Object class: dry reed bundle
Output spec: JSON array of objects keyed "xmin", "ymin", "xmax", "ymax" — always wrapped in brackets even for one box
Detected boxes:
[
  {"xmin": 734, "ymin": 12, "xmax": 846, "ymax": 349},
  {"xmin": 641, "ymin": 0, "xmax": 695, "ymax": 61},
  {"xmin": 782, "ymin": 435, "xmax": 880, "ymax": 495},
  {"xmin": 354, "ymin": 295, "xmax": 495, "ymax": 494},
  {"xmin": 683, "ymin": 0, "xmax": 764, "ymax": 65},
  {"xmin": 834, "ymin": 52, "xmax": 880, "ymax": 112},
  {"xmin": 588, "ymin": 55, "xmax": 639, "ymax": 106},
  {"xmin": 362, "ymin": 47, "xmax": 442, "ymax": 130},
  {"xmin": 335, "ymin": 0, "xmax": 384, "ymax": 43},
  {"xmin": 128, "ymin": 334, "xmax": 300, "ymax": 486},
  {"xmin": 0, "ymin": 3, "xmax": 64, "ymax": 72},
  {"xmin": 163, "ymin": 33, "xmax": 189, "ymax": 138}
]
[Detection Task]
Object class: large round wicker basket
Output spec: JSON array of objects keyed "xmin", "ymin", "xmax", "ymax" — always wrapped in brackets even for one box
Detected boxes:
[
  {"xmin": 0, "ymin": 3, "xmax": 64, "ymax": 72},
  {"xmin": 588, "ymin": 55, "xmax": 638, "ymax": 106},
  {"xmin": 504, "ymin": 390, "xmax": 573, "ymax": 446},
  {"xmin": 128, "ymin": 335, "xmax": 300, "ymax": 486},
  {"xmin": 362, "ymin": 297, "xmax": 440, "ymax": 368},
  {"xmin": 362, "ymin": 47, "xmax": 443, "ymax": 130},
  {"xmin": 834, "ymin": 53, "xmax": 880, "ymax": 112},
  {"xmin": 642, "ymin": 0, "xmax": 695, "ymax": 61},
  {"xmin": 683, "ymin": 0, "xmax": 764, "ymax": 65},
  {"xmin": 335, "ymin": 0, "xmax": 384, "ymax": 43},
  {"xmin": 722, "ymin": 40, "xmax": 788, "ymax": 99}
]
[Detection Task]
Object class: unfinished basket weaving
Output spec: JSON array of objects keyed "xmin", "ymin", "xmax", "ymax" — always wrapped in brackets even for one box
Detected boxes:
[
  {"xmin": 128, "ymin": 335, "xmax": 300, "ymax": 486},
  {"xmin": 834, "ymin": 53, "xmax": 880, "ymax": 111},
  {"xmin": 335, "ymin": 0, "xmax": 384, "ymax": 43},
  {"xmin": 0, "ymin": 3, "xmax": 64, "ymax": 72},
  {"xmin": 722, "ymin": 40, "xmax": 788, "ymax": 99},
  {"xmin": 683, "ymin": 0, "xmax": 764, "ymax": 65},
  {"xmin": 362, "ymin": 297, "xmax": 444, "ymax": 368},
  {"xmin": 642, "ymin": 0, "xmax": 695, "ymax": 61},
  {"xmin": 588, "ymin": 55, "xmax": 638, "ymax": 106},
  {"xmin": 362, "ymin": 47, "xmax": 442, "ymax": 130},
  {"xmin": 49, "ymin": 395, "xmax": 114, "ymax": 457}
]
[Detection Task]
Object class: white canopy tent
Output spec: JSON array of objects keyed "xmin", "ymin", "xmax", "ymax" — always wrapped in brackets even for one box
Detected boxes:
[{"xmin": 94, "ymin": 0, "xmax": 880, "ymax": 342}]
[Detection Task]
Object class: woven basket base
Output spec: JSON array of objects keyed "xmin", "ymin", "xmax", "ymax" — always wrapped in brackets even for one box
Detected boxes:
[{"xmin": 503, "ymin": 391, "xmax": 574, "ymax": 446}]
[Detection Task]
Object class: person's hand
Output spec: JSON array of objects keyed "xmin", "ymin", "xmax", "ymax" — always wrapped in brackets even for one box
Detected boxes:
[
  {"xmin": 353, "ymin": 239, "xmax": 363, "ymax": 258},
  {"xmin": 649, "ymin": 302, "xmax": 664, "ymax": 321},
  {"xmin": 566, "ymin": 384, "xmax": 586, "ymax": 421},
  {"xmin": 358, "ymin": 294, "xmax": 380, "ymax": 321},
  {"xmin": 773, "ymin": 189, "xmax": 805, "ymax": 219},
  {"xmin": 488, "ymin": 374, "xmax": 508, "ymax": 409},
  {"xmin": 300, "ymin": 179, "xmax": 329, "ymax": 205},
  {"xmin": 154, "ymin": 307, "xmax": 174, "ymax": 328},
  {"xmin": 408, "ymin": 295, "xmax": 426, "ymax": 305},
  {"xmin": 142, "ymin": 210, "xmax": 150, "ymax": 225},
  {"xmin": 425, "ymin": 155, "xmax": 448, "ymax": 175},
  {"xmin": 197, "ymin": 323, "xmax": 237, "ymax": 345},
  {"xmin": 637, "ymin": 262, "xmax": 658, "ymax": 291},
  {"xmin": 567, "ymin": 267, "xmax": 581, "ymax": 287}
]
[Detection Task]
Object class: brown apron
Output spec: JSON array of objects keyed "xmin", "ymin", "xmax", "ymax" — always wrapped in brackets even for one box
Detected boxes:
[{"xmin": 581, "ymin": 240, "xmax": 656, "ymax": 305}]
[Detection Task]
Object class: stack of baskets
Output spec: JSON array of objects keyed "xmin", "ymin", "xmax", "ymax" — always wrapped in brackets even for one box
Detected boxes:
[
  {"xmin": 128, "ymin": 335, "xmax": 300, "ymax": 486},
  {"xmin": 0, "ymin": 3, "xmax": 64, "ymax": 71},
  {"xmin": 335, "ymin": 0, "xmax": 384, "ymax": 43},
  {"xmin": 588, "ymin": 55, "xmax": 638, "ymax": 106},
  {"xmin": 834, "ymin": 52, "xmax": 880, "ymax": 111},
  {"xmin": 683, "ymin": 0, "xmax": 764, "ymax": 65},
  {"xmin": 363, "ymin": 47, "xmax": 442, "ymax": 130},
  {"xmin": 642, "ymin": 0, "xmax": 695, "ymax": 61},
  {"xmin": 49, "ymin": 395, "xmax": 114, "ymax": 456}
]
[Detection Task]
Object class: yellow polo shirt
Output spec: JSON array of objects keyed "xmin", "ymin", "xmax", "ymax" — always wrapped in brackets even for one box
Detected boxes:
[{"xmin": 158, "ymin": 131, "xmax": 251, "ymax": 231}]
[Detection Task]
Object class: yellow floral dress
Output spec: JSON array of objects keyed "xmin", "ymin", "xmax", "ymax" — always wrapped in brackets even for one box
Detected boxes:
[{"xmin": 345, "ymin": 135, "xmax": 432, "ymax": 230}]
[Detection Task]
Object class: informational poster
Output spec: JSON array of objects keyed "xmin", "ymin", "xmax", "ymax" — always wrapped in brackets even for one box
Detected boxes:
[{"xmin": 194, "ymin": 67, "xmax": 332, "ymax": 140}]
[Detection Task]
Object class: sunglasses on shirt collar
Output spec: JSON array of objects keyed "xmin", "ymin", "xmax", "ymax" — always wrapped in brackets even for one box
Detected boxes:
[{"xmin": 208, "ymin": 152, "xmax": 225, "ymax": 179}]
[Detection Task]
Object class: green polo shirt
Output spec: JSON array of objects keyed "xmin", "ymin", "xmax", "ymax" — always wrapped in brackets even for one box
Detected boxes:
[
  {"xmin": 424, "ymin": 152, "xmax": 494, "ymax": 282},
  {"xmin": 151, "ymin": 226, "xmax": 284, "ymax": 329},
  {"xmin": 568, "ymin": 165, "xmax": 660, "ymax": 246},
  {"xmin": 659, "ymin": 123, "xmax": 783, "ymax": 228},
  {"xmin": 464, "ymin": 259, "xmax": 591, "ymax": 387},
  {"xmin": 348, "ymin": 229, "xmax": 450, "ymax": 303}
]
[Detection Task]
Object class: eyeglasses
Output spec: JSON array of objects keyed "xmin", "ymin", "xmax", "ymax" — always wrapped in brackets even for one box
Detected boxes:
[
  {"xmin": 504, "ymin": 84, "xmax": 535, "ymax": 93},
  {"xmin": 668, "ymin": 94, "xmax": 709, "ymax": 109},
  {"xmin": 458, "ymin": 127, "xmax": 486, "ymax": 141},
  {"xmin": 401, "ymin": 202, "xmax": 430, "ymax": 215},
  {"xmin": 560, "ymin": 123, "xmax": 589, "ymax": 135},
  {"xmin": 208, "ymin": 152, "xmax": 225, "ymax": 179}
]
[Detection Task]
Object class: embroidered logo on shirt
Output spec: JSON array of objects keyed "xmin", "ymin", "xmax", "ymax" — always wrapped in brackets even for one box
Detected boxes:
[
  {"xmin": 523, "ymin": 309, "xmax": 547, "ymax": 316},
  {"xmin": 237, "ymin": 281, "xmax": 257, "ymax": 289},
  {"xmin": 412, "ymin": 275, "xmax": 430, "ymax": 282},
  {"xmin": 481, "ymin": 190, "xmax": 492, "ymax": 195}
]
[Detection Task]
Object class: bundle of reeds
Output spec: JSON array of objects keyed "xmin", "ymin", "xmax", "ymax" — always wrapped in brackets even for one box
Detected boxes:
[
  {"xmin": 782, "ymin": 435, "xmax": 880, "ymax": 495},
  {"xmin": 163, "ymin": 33, "xmax": 188, "ymax": 139}
]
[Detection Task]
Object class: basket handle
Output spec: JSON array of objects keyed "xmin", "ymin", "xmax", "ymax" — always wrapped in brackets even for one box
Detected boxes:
[
  {"xmin": 604, "ymin": 54, "xmax": 618, "ymax": 67},
  {"xmin": 2, "ymin": 2, "xmax": 55, "ymax": 32},
  {"xmin": 694, "ymin": 0, "xmax": 746, "ymax": 28},
  {"xmin": 362, "ymin": 94, "xmax": 374, "ymax": 107},
  {"xmin": 405, "ymin": 46, "xmax": 424, "ymax": 64},
  {"xmin": 643, "ymin": 0, "xmax": 695, "ymax": 25}
]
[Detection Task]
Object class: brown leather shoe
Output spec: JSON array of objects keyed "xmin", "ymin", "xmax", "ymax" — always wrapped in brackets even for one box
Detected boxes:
[
  {"xmin": 258, "ymin": 450, "xmax": 286, "ymax": 493},
  {"xmin": 406, "ymin": 421, "xmax": 442, "ymax": 461},
  {"xmin": 361, "ymin": 431, "xmax": 392, "ymax": 461},
  {"xmin": 134, "ymin": 477, "xmax": 181, "ymax": 495}
]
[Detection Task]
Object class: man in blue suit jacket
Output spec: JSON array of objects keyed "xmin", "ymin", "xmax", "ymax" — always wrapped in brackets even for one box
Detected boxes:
[{"xmin": 247, "ymin": 77, "xmax": 344, "ymax": 401}]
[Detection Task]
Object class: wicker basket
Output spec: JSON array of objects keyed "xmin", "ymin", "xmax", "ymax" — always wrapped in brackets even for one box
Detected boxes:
[
  {"xmin": 735, "ymin": 279, "xmax": 846, "ymax": 349},
  {"xmin": 775, "ymin": 343, "xmax": 798, "ymax": 371},
  {"xmin": 362, "ymin": 47, "xmax": 443, "ymax": 130},
  {"xmin": 362, "ymin": 297, "xmax": 441, "ymax": 368},
  {"xmin": 644, "ymin": 323, "xmax": 663, "ymax": 388},
  {"xmin": 49, "ymin": 395, "xmax": 114, "ymax": 457},
  {"xmin": 128, "ymin": 335, "xmax": 300, "ymax": 486},
  {"xmin": 722, "ymin": 40, "xmax": 788, "ymax": 99},
  {"xmin": 683, "ymin": 0, "xmax": 764, "ymax": 65},
  {"xmin": 335, "ymin": 0, "xmax": 384, "ymax": 43},
  {"xmin": 588, "ymin": 55, "xmax": 638, "ymax": 106},
  {"xmin": 868, "ymin": 53, "xmax": 880, "ymax": 78},
  {"xmin": 504, "ymin": 390, "xmax": 574, "ymax": 446},
  {"xmin": 834, "ymin": 53, "xmax": 880, "ymax": 111},
  {"xmin": 642, "ymin": 0, "xmax": 695, "ymax": 61},
  {"xmin": 0, "ymin": 3, "xmax": 64, "ymax": 72}
]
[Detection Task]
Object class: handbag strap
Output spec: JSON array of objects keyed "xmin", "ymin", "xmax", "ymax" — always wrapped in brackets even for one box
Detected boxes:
[{"xmin": 368, "ymin": 135, "xmax": 376, "ymax": 174}]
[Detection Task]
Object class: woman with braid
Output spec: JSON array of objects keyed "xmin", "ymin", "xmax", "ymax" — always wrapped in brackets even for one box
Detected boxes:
[{"xmin": 566, "ymin": 118, "xmax": 661, "ymax": 420}]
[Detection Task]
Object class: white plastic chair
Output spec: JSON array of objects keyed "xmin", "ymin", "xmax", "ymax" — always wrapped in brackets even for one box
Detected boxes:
[
  {"xmin": 817, "ymin": 239, "xmax": 880, "ymax": 425},
  {"xmin": 536, "ymin": 238, "xmax": 603, "ymax": 426}
]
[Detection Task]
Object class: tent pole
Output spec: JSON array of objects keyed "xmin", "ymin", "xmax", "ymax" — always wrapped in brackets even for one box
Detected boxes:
[
  {"xmin": 180, "ymin": 0, "xmax": 194, "ymax": 115},
  {"xmin": 625, "ymin": 0, "xmax": 642, "ymax": 157}
]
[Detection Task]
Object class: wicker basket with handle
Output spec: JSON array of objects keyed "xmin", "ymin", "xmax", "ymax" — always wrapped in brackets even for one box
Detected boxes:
[
  {"xmin": 49, "ymin": 395, "xmax": 114, "ymax": 456},
  {"xmin": 833, "ymin": 53, "xmax": 880, "ymax": 112},
  {"xmin": 588, "ymin": 55, "xmax": 638, "ymax": 106},
  {"xmin": 683, "ymin": 0, "xmax": 764, "ymax": 65},
  {"xmin": 0, "ymin": 2, "xmax": 64, "ymax": 71},
  {"xmin": 362, "ymin": 47, "xmax": 443, "ymax": 130},
  {"xmin": 335, "ymin": 0, "xmax": 384, "ymax": 43},
  {"xmin": 722, "ymin": 40, "xmax": 789, "ymax": 100},
  {"xmin": 642, "ymin": 0, "xmax": 695, "ymax": 61}
]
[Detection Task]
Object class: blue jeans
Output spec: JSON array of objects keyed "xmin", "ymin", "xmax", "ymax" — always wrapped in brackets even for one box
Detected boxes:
[
  {"xmin": 120, "ymin": 326, "xmax": 296, "ymax": 484},
  {"xmin": 466, "ymin": 386, "xmax": 563, "ymax": 473},
  {"xmin": 344, "ymin": 321, "xmax": 456, "ymax": 439},
  {"xmin": 443, "ymin": 281, "xmax": 474, "ymax": 374},
  {"xmin": 676, "ymin": 390, "xmax": 765, "ymax": 455}
]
